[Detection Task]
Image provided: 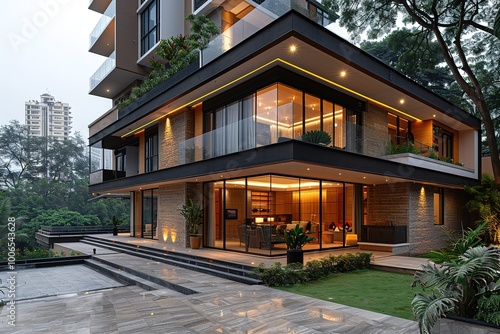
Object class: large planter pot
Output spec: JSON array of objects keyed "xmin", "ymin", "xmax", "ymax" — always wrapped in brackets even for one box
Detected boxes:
[
  {"xmin": 190, "ymin": 235, "xmax": 202, "ymax": 249},
  {"xmin": 113, "ymin": 227, "xmax": 118, "ymax": 236},
  {"xmin": 287, "ymin": 249, "xmax": 303, "ymax": 265},
  {"xmin": 435, "ymin": 314, "xmax": 500, "ymax": 334}
]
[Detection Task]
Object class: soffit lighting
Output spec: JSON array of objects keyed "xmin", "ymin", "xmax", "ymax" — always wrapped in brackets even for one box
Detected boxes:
[
  {"xmin": 121, "ymin": 58, "xmax": 422, "ymax": 138},
  {"xmin": 340, "ymin": 70, "xmax": 346, "ymax": 77},
  {"xmin": 289, "ymin": 44, "xmax": 297, "ymax": 53}
]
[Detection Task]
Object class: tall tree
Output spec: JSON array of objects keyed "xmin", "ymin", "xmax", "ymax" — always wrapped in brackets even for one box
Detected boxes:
[
  {"xmin": 0, "ymin": 121, "xmax": 43, "ymax": 189},
  {"xmin": 323, "ymin": 0, "xmax": 500, "ymax": 183}
]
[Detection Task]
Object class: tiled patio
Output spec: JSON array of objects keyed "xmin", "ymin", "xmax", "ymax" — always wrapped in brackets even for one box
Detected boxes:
[{"xmin": 0, "ymin": 235, "xmax": 428, "ymax": 333}]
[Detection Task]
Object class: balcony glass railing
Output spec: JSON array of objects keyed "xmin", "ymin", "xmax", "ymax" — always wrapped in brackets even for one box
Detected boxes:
[
  {"xmin": 89, "ymin": 0, "xmax": 116, "ymax": 49},
  {"xmin": 89, "ymin": 51, "xmax": 116, "ymax": 92},
  {"xmin": 202, "ymin": 0, "xmax": 331, "ymax": 65}
]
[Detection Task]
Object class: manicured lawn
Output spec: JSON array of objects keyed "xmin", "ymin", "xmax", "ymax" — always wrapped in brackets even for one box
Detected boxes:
[{"xmin": 276, "ymin": 270, "xmax": 422, "ymax": 320}]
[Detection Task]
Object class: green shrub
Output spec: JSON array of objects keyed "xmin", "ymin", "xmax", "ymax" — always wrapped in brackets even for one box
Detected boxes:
[
  {"xmin": 475, "ymin": 294, "xmax": 500, "ymax": 325},
  {"xmin": 386, "ymin": 141, "xmax": 420, "ymax": 155},
  {"xmin": 254, "ymin": 252, "xmax": 372, "ymax": 287}
]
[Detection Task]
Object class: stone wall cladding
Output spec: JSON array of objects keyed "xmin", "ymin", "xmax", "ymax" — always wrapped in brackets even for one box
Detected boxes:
[
  {"xmin": 408, "ymin": 183, "xmax": 436, "ymax": 255},
  {"xmin": 158, "ymin": 183, "xmax": 188, "ymax": 247},
  {"xmin": 367, "ymin": 182, "xmax": 467, "ymax": 255},
  {"xmin": 367, "ymin": 183, "xmax": 410, "ymax": 226},
  {"xmin": 159, "ymin": 108, "xmax": 194, "ymax": 169},
  {"xmin": 363, "ymin": 104, "xmax": 388, "ymax": 157}
]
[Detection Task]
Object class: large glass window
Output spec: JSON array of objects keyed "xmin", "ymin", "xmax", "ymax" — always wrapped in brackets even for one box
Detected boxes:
[
  {"xmin": 204, "ymin": 83, "xmax": 361, "ymax": 157},
  {"xmin": 205, "ymin": 175, "xmax": 361, "ymax": 256},
  {"xmin": 140, "ymin": 0, "xmax": 160, "ymax": 56}
]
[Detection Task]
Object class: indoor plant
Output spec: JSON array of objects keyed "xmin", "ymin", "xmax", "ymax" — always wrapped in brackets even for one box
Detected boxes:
[
  {"xmin": 179, "ymin": 199, "xmax": 203, "ymax": 249},
  {"xmin": 284, "ymin": 224, "xmax": 315, "ymax": 264},
  {"xmin": 301, "ymin": 130, "xmax": 332, "ymax": 146}
]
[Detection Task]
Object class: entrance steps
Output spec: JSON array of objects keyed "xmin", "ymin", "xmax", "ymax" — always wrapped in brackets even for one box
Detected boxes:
[{"xmin": 80, "ymin": 235, "xmax": 262, "ymax": 285}]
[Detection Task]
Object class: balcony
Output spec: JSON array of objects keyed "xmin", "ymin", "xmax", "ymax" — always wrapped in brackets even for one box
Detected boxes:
[
  {"xmin": 89, "ymin": 0, "xmax": 113, "ymax": 14},
  {"xmin": 89, "ymin": 0, "xmax": 115, "ymax": 56},
  {"xmin": 202, "ymin": 0, "xmax": 331, "ymax": 65},
  {"xmin": 89, "ymin": 51, "xmax": 116, "ymax": 93}
]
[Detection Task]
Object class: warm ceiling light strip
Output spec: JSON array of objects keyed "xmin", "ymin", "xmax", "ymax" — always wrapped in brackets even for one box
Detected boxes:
[
  {"xmin": 277, "ymin": 59, "xmax": 421, "ymax": 122},
  {"xmin": 122, "ymin": 58, "xmax": 421, "ymax": 138}
]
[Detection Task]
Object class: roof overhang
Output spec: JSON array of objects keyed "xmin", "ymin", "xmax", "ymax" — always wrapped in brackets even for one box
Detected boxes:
[{"xmin": 89, "ymin": 140, "xmax": 478, "ymax": 194}]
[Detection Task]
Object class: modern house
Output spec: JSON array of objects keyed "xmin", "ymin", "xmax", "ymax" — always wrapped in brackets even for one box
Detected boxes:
[{"xmin": 88, "ymin": 0, "xmax": 480, "ymax": 256}]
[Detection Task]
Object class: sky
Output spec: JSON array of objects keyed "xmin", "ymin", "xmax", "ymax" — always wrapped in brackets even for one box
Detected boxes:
[
  {"xmin": 0, "ymin": 0, "xmax": 111, "ymax": 139},
  {"xmin": 0, "ymin": 1, "xmax": 350, "ymax": 140}
]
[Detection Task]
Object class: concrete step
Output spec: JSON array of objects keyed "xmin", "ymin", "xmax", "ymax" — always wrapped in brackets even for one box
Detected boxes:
[
  {"xmin": 81, "ymin": 237, "xmax": 262, "ymax": 285},
  {"xmin": 84, "ymin": 259, "xmax": 185, "ymax": 295}
]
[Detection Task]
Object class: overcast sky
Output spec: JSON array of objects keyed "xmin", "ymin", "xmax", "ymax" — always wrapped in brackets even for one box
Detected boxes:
[
  {"xmin": 0, "ymin": 0, "xmax": 110, "ymax": 139},
  {"xmin": 0, "ymin": 1, "xmax": 350, "ymax": 140}
]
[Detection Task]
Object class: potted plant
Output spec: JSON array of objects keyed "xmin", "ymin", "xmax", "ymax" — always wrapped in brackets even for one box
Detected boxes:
[
  {"xmin": 283, "ymin": 224, "xmax": 315, "ymax": 264},
  {"xmin": 111, "ymin": 215, "xmax": 123, "ymax": 236},
  {"xmin": 179, "ymin": 199, "xmax": 203, "ymax": 249},
  {"xmin": 301, "ymin": 130, "xmax": 332, "ymax": 146}
]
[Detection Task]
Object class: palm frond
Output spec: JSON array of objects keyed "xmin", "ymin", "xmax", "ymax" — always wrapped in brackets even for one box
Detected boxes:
[{"xmin": 412, "ymin": 293, "xmax": 457, "ymax": 334}]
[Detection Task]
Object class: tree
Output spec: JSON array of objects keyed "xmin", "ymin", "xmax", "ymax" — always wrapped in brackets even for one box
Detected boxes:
[
  {"xmin": 0, "ymin": 120, "xmax": 43, "ymax": 189},
  {"xmin": 323, "ymin": 0, "xmax": 500, "ymax": 183},
  {"xmin": 360, "ymin": 29, "xmax": 466, "ymax": 109}
]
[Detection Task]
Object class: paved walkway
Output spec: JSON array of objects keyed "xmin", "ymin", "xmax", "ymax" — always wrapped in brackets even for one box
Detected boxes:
[{"xmin": 0, "ymin": 236, "xmax": 427, "ymax": 333}]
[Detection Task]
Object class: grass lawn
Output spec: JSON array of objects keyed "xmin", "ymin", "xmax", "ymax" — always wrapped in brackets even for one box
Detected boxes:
[{"xmin": 276, "ymin": 270, "xmax": 422, "ymax": 320}]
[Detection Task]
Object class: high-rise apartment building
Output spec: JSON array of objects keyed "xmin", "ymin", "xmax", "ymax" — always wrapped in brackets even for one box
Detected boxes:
[
  {"xmin": 88, "ymin": 1, "xmax": 480, "ymax": 256},
  {"xmin": 25, "ymin": 93, "xmax": 72, "ymax": 139}
]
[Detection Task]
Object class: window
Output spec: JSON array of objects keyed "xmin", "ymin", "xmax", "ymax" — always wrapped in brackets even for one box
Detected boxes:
[
  {"xmin": 388, "ymin": 113, "xmax": 411, "ymax": 145},
  {"xmin": 145, "ymin": 131, "xmax": 158, "ymax": 172},
  {"xmin": 140, "ymin": 0, "xmax": 160, "ymax": 56},
  {"xmin": 434, "ymin": 187, "xmax": 444, "ymax": 225},
  {"xmin": 116, "ymin": 150, "xmax": 126, "ymax": 172},
  {"xmin": 433, "ymin": 125, "xmax": 453, "ymax": 160}
]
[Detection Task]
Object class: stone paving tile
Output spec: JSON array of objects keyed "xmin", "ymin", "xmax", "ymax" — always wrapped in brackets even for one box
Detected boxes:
[
  {"xmin": 1, "ymin": 277, "xmax": 419, "ymax": 334},
  {"xmin": 0, "ymin": 265, "xmax": 124, "ymax": 301}
]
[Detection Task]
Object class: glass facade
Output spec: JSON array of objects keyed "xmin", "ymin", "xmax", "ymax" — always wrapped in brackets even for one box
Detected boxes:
[
  {"xmin": 204, "ymin": 175, "xmax": 360, "ymax": 256},
  {"xmin": 203, "ymin": 83, "xmax": 361, "ymax": 159}
]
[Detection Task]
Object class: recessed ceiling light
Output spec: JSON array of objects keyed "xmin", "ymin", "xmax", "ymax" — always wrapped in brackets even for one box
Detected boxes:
[
  {"xmin": 289, "ymin": 44, "xmax": 297, "ymax": 52},
  {"xmin": 307, "ymin": 168, "xmax": 310, "ymax": 171},
  {"xmin": 399, "ymin": 99, "xmax": 405, "ymax": 104},
  {"xmin": 363, "ymin": 176, "xmax": 366, "ymax": 179},
  {"xmin": 339, "ymin": 172, "xmax": 342, "ymax": 175},
  {"xmin": 340, "ymin": 70, "xmax": 346, "ymax": 77},
  {"xmin": 106, "ymin": 89, "xmax": 110, "ymax": 92},
  {"xmin": 433, "ymin": 114, "xmax": 436, "ymax": 117}
]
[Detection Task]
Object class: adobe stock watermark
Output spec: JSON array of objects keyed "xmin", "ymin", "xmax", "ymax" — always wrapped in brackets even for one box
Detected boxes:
[{"xmin": 7, "ymin": 0, "xmax": 70, "ymax": 53}]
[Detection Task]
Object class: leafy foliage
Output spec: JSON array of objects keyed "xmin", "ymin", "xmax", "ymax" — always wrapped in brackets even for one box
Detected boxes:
[
  {"xmin": 386, "ymin": 140, "xmax": 421, "ymax": 155},
  {"xmin": 465, "ymin": 173, "xmax": 500, "ymax": 244},
  {"xmin": 411, "ymin": 245, "xmax": 500, "ymax": 333},
  {"xmin": 475, "ymin": 294, "xmax": 500, "ymax": 325},
  {"xmin": 118, "ymin": 14, "xmax": 219, "ymax": 109},
  {"xmin": 301, "ymin": 130, "xmax": 332, "ymax": 145},
  {"xmin": 179, "ymin": 199, "xmax": 203, "ymax": 235},
  {"xmin": 0, "ymin": 122, "xmax": 130, "ymax": 250},
  {"xmin": 322, "ymin": 0, "xmax": 500, "ymax": 182},
  {"xmin": 426, "ymin": 222, "xmax": 487, "ymax": 264},
  {"xmin": 254, "ymin": 252, "xmax": 372, "ymax": 286},
  {"xmin": 283, "ymin": 224, "xmax": 315, "ymax": 249}
]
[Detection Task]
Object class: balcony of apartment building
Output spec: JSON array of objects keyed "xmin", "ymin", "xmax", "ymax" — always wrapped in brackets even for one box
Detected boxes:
[{"xmin": 88, "ymin": 0, "xmax": 148, "ymax": 98}]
